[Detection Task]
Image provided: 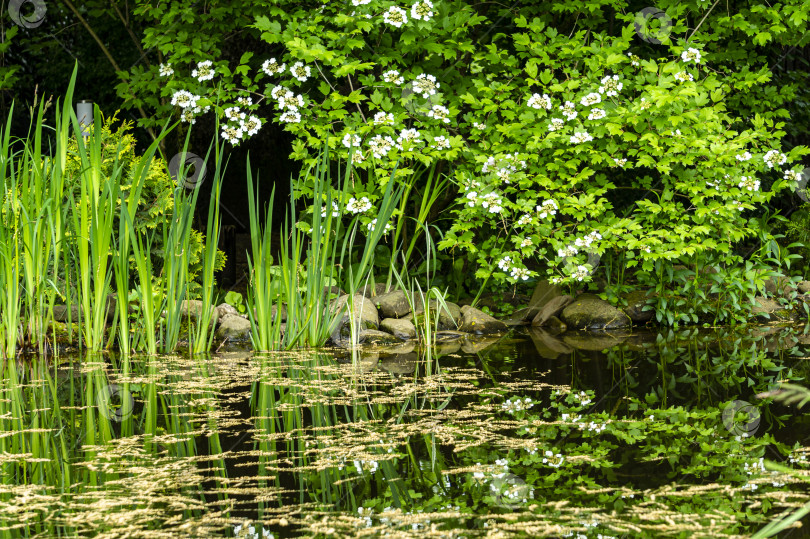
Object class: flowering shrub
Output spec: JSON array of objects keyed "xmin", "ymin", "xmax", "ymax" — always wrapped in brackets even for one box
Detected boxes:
[{"xmin": 121, "ymin": 0, "xmax": 809, "ymax": 290}]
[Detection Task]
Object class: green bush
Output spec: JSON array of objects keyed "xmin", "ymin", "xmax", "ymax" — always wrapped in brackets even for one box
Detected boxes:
[{"xmin": 116, "ymin": 0, "xmax": 810, "ymax": 317}]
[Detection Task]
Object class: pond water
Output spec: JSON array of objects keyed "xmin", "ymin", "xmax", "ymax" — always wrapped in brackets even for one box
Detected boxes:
[{"xmin": 3, "ymin": 325, "xmax": 810, "ymax": 538}]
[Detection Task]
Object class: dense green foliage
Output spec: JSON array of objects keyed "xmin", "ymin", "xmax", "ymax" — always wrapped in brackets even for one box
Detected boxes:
[{"xmin": 101, "ymin": 0, "xmax": 810, "ymax": 315}]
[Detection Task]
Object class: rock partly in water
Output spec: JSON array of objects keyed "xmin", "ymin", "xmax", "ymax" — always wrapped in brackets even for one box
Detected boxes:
[
  {"xmin": 560, "ymin": 293, "xmax": 631, "ymax": 330},
  {"xmin": 458, "ymin": 305, "xmax": 508, "ymax": 334},
  {"xmin": 374, "ymin": 290, "xmax": 412, "ymax": 319},
  {"xmin": 407, "ymin": 300, "xmax": 462, "ymax": 330},
  {"xmin": 750, "ymin": 296, "xmax": 793, "ymax": 321},
  {"xmin": 532, "ymin": 295, "xmax": 574, "ymax": 327},
  {"xmin": 331, "ymin": 294, "xmax": 380, "ymax": 343},
  {"xmin": 621, "ymin": 289, "xmax": 655, "ymax": 324},
  {"xmin": 358, "ymin": 329, "xmax": 401, "ymax": 345},
  {"xmin": 380, "ymin": 318, "xmax": 417, "ymax": 340},
  {"xmin": 216, "ymin": 314, "xmax": 253, "ymax": 342}
]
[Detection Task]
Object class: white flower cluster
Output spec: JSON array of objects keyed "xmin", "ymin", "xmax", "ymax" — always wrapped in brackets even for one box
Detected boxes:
[
  {"xmin": 784, "ymin": 169, "xmax": 801, "ymax": 182},
  {"xmin": 357, "ymin": 506, "xmax": 374, "ymax": 528},
  {"xmin": 410, "ymin": 0, "xmax": 434, "ymax": 20},
  {"xmin": 571, "ymin": 265, "xmax": 590, "ymax": 281},
  {"xmin": 789, "ymin": 453, "xmax": 808, "ymax": 465},
  {"xmin": 233, "ymin": 522, "xmax": 273, "ymax": 539},
  {"xmin": 517, "ymin": 214, "xmax": 532, "ymax": 226},
  {"xmin": 342, "ymin": 133, "xmax": 361, "ymax": 148},
  {"xmin": 575, "ymin": 230, "xmax": 602, "ymax": 249},
  {"xmin": 480, "ymin": 192, "xmax": 503, "ymax": 213},
  {"xmin": 681, "ymin": 47, "xmax": 702, "ymax": 64},
  {"xmin": 674, "ymin": 71, "xmax": 693, "ymax": 83},
  {"xmin": 502, "ymin": 397, "xmax": 534, "ymax": 413},
  {"xmin": 627, "ymin": 52, "xmax": 640, "ymax": 67},
  {"xmin": 171, "ymin": 90, "xmax": 210, "ymax": 125},
  {"xmin": 159, "ymin": 63, "xmax": 174, "ymax": 77},
  {"xmin": 548, "ymin": 118, "xmax": 564, "ymax": 131},
  {"xmin": 481, "ymin": 154, "xmax": 528, "ymax": 184},
  {"xmin": 171, "ymin": 90, "xmax": 200, "ymax": 109},
  {"xmin": 432, "ymin": 135, "xmax": 451, "ymax": 149},
  {"xmin": 738, "ymin": 176, "xmax": 760, "ymax": 192},
  {"xmin": 354, "ymin": 459, "xmax": 379, "ymax": 474},
  {"xmin": 559, "ymin": 101, "xmax": 577, "ymax": 121},
  {"xmin": 570, "ymin": 131, "xmax": 594, "ymax": 144},
  {"xmin": 373, "ymin": 111, "xmax": 395, "ymax": 125},
  {"xmin": 290, "ymin": 61, "xmax": 311, "ymax": 82},
  {"xmin": 763, "ymin": 149, "xmax": 787, "ymax": 169},
  {"xmin": 352, "ymin": 0, "xmax": 372, "ymax": 5},
  {"xmin": 321, "ymin": 200, "xmax": 340, "ymax": 218},
  {"xmin": 580, "ymin": 92, "xmax": 601, "ymax": 106},
  {"xmin": 527, "ymin": 93, "xmax": 552, "ymax": 110},
  {"xmin": 396, "ymin": 128, "xmax": 422, "ymax": 149},
  {"xmin": 614, "ymin": 158, "xmax": 627, "ymax": 167},
  {"xmin": 427, "ymin": 104, "xmax": 451, "ymax": 123},
  {"xmin": 347, "ymin": 196, "xmax": 372, "ymax": 214},
  {"xmin": 367, "ymin": 218, "xmax": 393, "ymax": 233},
  {"xmin": 369, "ymin": 135, "xmax": 395, "ymax": 158},
  {"xmin": 412, "ymin": 73, "xmax": 440, "ymax": 98},
  {"xmin": 536, "ymin": 199, "xmax": 558, "ymax": 219},
  {"xmin": 498, "ymin": 255, "xmax": 531, "ymax": 280},
  {"xmin": 192, "ymin": 60, "xmax": 215, "ymax": 82},
  {"xmin": 382, "ymin": 69, "xmax": 404, "ymax": 85},
  {"xmin": 473, "ymin": 122, "xmax": 486, "ymax": 130},
  {"xmin": 639, "ymin": 97, "xmax": 651, "ymax": 110},
  {"xmin": 599, "ymin": 74, "xmax": 623, "ymax": 96},
  {"xmin": 384, "ymin": 6, "xmax": 408, "ymax": 27},
  {"xmin": 271, "ymin": 85, "xmax": 304, "ymax": 125},
  {"xmin": 570, "ymin": 390, "xmax": 592, "ymax": 406},
  {"xmin": 237, "ymin": 96, "xmax": 253, "ymax": 106},
  {"xmin": 542, "ymin": 450, "xmax": 565, "ymax": 468},
  {"xmin": 735, "ymin": 151, "xmax": 752, "ymax": 161},
  {"xmin": 586, "ymin": 421, "xmax": 606, "ymax": 433},
  {"xmin": 261, "ymin": 58, "xmax": 285, "ymax": 76},
  {"xmin": 587, "ymin": 108, "xmax": 606, "ymax": 120}
]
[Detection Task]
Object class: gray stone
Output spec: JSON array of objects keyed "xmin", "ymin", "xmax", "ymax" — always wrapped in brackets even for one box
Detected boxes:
[
  {"xmin": 180, "ymin": 299, "xmax": 219, "ymax": 328},
  {"xmin": 560, "ymin": 293, "xmax": 631, "ymax": 330},
  {"xmin": 532, "ymin": 295, "xmax": 574, "ymax": 326},
  {"xmin": 621, "ymin": 289, "xmax": 656, "ymax": 324},
  {"xmin": 330, "ymin": 294, "xmax": 380, "ymax": 343},
  {"xmin": 360, "ymin": 282, "xmax": 397, "ymax": 298},
  {"xmin": 763, "ymin": 275, "xmax": 797, "ymax": 297},
  {"xmin": 434, "ymin": 330, "xmax": 468, "ymax": 342},
  {"xmin": 544, "ymin": 315, "xmax": 567, "ymax": 332},
  {"xmin": 750, "ymin": 296, "xmax": 792, "ymax": 321},
  {"xmin": 406, "ymin": 300, "xmax": 462, "ymax": 330},
  {"xmin": 216, "ymin": 313, "xmax": 253, "ymax": 342},
  {"xmin": 458, "ymin": 305, "xmax": 508, "ymax": 334},
  {"xmin": 358, "ymin": 329, "xmax": 401, "ymax": 345},
  {"xmin": 798, "ymin": 281, "xmax": 810, "ymax": 294},
  {"xmin": 380, "ymin": 318, "xmax": 417, "ymax": 340},
  {"xmin": 53, "ymin": 304, "xmax": 81, "ymax": 322},
  {"xmin": 216, "ymin": 302, "xmax": 242, "ymax": 318},
  {"xmin": 374, "ymin": 290, "xmax": 412, "ymax": 319}
]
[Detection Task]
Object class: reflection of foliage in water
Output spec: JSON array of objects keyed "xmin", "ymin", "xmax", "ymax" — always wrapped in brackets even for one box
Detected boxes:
[{"xmin": 1, "ymin": 328, "xmax": 810, "ymax": 536}]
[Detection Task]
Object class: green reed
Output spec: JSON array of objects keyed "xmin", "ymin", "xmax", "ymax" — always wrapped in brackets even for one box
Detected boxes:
[{"xmin": 190, "ymin": 140, "xmax": 225, "ymax": 355}]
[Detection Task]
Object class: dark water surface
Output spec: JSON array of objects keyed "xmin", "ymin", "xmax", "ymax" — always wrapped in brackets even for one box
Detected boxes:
[{"xmin": 3, "ymin": 325, "xmax": 810, "ymax": 538}]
